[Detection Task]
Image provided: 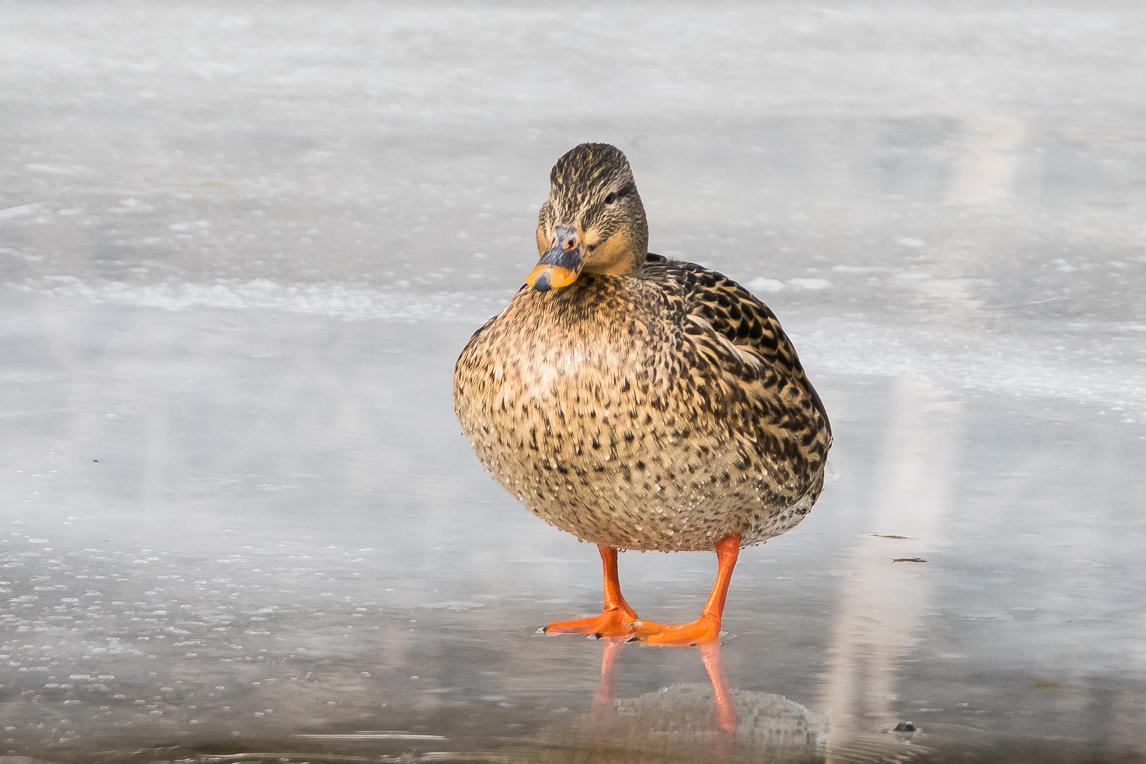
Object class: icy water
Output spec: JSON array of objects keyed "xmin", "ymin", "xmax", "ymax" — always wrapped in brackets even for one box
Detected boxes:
[{"xmin": 2, "ymin": 1, "xmax": 1146, "ymax": 762}]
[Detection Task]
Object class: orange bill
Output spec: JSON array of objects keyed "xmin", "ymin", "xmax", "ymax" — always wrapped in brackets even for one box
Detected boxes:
[{"xmin": 525, "ymin": 245, "xmax": 584, "ymax": 292}]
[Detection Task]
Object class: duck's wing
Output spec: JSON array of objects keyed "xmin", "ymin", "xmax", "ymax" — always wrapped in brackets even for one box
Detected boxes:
[{"xmin": 641, "ymin": 253, "xmax": 832, "ymax": 443}]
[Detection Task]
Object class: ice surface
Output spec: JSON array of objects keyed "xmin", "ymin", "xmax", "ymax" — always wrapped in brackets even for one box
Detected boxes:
[{"xmin": 2, "ymin": 1, "xmax": 1145, "ymax": 761}]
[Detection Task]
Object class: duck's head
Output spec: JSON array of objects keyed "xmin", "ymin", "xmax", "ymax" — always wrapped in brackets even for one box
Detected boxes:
[{"xmin": 526, "ymin": 143, "xmax": 649, "ymax": 293}]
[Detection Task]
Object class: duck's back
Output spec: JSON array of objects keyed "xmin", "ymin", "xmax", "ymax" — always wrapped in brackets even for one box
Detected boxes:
[
  {"xmin": 639, "ymin": 253, "xmax": 832, "ymax": 514},
  {"xmin": 453, "ymin": 255, "xmax": 831, "ymax": 552},
  {"xmin": 640, "ymin": 253, "xmax": 831, "ymax": 448}
]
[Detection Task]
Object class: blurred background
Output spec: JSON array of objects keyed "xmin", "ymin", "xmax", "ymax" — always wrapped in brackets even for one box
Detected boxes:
[{"xmin": 1, "ymin": 1, "xmax": 1144, "ymax": 761}]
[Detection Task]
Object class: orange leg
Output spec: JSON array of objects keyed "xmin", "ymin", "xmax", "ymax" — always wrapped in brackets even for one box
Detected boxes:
[
  {"xmin": 635, "ymin": 534, "xmax": 741, "ymax": 646},
  {"xmin": 543, "ymin": 546, "xmax": 643, "ymax": 638}
]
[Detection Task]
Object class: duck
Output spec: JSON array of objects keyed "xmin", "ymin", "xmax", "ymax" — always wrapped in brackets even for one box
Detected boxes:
[{"xmin": 453, "ymin": 143, "xmax": 831, "ymax": 646}]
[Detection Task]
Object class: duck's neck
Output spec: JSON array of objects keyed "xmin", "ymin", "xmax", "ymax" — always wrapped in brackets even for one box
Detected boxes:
[{"xmin": 537, "ymin": 272, "xmax": 645, "ymax": 327}]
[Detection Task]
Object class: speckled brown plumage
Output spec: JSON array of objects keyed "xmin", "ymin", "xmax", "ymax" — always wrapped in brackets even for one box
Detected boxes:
[
  {"xmin": 453, "ymin": 144, "xmax": 831, "ymax": 557},
  {"xmin": 454, "ymin": 252, "xmax": 831, "ymax": 552}
]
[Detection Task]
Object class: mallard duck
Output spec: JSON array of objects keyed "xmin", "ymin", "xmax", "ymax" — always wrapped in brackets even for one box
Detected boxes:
[{"xmin": 453, "ymin": 143, "xmax": 831, "ymax": 645}]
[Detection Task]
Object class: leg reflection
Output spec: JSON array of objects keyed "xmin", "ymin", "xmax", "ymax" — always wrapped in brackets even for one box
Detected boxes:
[
  {"xmin": 591, "ymin": 636, "xmax": 625, "ymax": 716},
  {"xmin": 699, "ymin": 642, "xmax": 738, "ymax": 735},
  {"xmin": 590, "ymin": 637, "xmax": 739, "ymax": 736},
  {"xmin": 557, "ymin": 639, "xmax": 826, "ymax": 761}
]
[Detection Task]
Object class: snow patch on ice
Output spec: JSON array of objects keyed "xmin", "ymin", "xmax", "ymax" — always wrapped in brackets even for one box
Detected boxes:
[
  {"xmin": 895, "ymin": 236, "xmax": 926, "ymax": 249},
  {"xmin": 798, "ymin": 316, "xmax": 1146, "ymax": 417},
  {"xmin": 747, "ymin": 277, "xmax": 787, "ymax": 293},
  {"xmin": 7, "ymin": 276, "xmax": 499, "ymax": 323},
  {"xmin": 0, "ymin": 202, "xmax": 45, "ymax": 221},
  {"xmin": 788, "ymin": 278, "xmax": 832, "ymax": 291},
  {"xmin": 748, "ymin": 277, "xmax": 832, "ymax": 293}
]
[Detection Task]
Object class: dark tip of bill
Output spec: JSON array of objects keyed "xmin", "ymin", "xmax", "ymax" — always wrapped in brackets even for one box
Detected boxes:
[{"xmin": 533, "ymin": 272, "xmax": 551, "ymax": 293}]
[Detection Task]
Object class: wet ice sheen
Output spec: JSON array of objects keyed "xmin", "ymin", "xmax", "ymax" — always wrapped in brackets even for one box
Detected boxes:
[{"xmin": 3, "ymin": 0, "xmax": 1146, "ymax": 761}]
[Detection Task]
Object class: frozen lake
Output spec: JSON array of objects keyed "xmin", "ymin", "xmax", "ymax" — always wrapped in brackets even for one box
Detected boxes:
[{"xmin": 2, "ymin": 1, "xmax": 1145, "ymax": 761}]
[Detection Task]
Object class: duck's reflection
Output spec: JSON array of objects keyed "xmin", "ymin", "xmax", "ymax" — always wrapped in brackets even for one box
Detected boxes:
[{"xmin": 552, "ymin": 638, "xmax": 828, "ymax": 762}]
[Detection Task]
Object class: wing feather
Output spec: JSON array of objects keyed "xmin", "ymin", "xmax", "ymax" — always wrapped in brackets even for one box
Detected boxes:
[{"xmin": 642, "ymin": 253, "xmax": 832, "ymax": 445}]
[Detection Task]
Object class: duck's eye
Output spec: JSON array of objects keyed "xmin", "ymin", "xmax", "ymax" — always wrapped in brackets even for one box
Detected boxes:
[{"xmin": 604, "ymin": 192, "xmax": 618, "ymax": 205}]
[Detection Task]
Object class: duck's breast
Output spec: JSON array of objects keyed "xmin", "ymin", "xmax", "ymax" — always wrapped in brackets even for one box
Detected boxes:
[{"xmin": 454, "ymin": 288, "xmax": 745, "ymax": 550}]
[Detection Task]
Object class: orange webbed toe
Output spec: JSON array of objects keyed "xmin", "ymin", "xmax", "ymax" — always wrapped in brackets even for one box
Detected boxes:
[
  {"xmin": 543, "ymin": 606, "xmax": 639, "ymax": 638},
  {"xmin": 633, "ymin": 614, "xmax": 722, "ymax": 646}
]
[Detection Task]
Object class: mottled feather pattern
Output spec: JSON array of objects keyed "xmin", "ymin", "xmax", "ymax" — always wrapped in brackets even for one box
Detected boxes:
[
  {"xmin": 453, "ymin": 254, "xmax": 831, "ymax": 552},
  {"xmin": 642, "ymin": 255, "xmax": 831, "ymax": 444}
]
